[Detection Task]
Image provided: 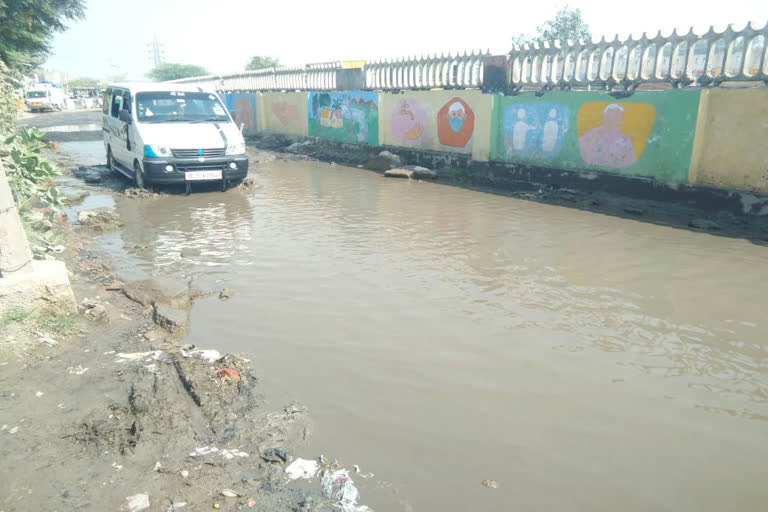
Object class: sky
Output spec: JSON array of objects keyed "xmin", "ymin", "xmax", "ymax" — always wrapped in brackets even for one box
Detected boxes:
[{"xmin": 43, "ymin": 0, "xmax": 767, "ymax": 81}]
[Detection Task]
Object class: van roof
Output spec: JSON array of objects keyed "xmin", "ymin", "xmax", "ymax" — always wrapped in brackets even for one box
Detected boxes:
[{"xmin": 105, "ymin": 82, "xmax": 216, "ymax": 94}]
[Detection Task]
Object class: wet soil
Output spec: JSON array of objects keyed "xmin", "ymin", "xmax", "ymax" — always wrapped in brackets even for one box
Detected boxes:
[{"xmin": 0, "ymin": 123, "xmax": 366, "ymax": 511}]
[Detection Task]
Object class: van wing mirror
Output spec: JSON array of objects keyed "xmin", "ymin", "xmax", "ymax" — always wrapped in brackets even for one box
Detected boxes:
[{"xmin": 118, "ymin": 110, "xmax": 132, "ymax": 123}]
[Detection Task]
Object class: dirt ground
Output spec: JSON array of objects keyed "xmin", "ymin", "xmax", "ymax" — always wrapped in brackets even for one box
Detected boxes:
[{"xmin": 0, "ymin": 142, "xmax": 366, "ymax": 511}]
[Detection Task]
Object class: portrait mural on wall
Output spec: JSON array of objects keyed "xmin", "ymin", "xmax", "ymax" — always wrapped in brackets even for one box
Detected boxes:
[
  {"xmin": 577, "ymin": 102, "xmax": 656, "ymax": 168},
  {"xmin": 391, "ymin": 98, "xmax": 429, "ymax": 145},
  {"xmin": 437, "ymin": 97, "xmax": 474, "ymax": 148},
  {"xmin": 502, "ymin": 103, "xmax": 570, "ymax": 159}
]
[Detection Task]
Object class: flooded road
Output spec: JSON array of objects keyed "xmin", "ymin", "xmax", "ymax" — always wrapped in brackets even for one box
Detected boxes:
[{"xmin": 49, "ymin": 128, "xmax": 768, "ymax": 510}]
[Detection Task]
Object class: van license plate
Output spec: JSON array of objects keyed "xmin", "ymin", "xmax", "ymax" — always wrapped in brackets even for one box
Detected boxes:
[
  {"xmin": 185, "ymin": 170, "xmax": 222, "ymax": 181},
  {"xmin": 32, "ymin": 103, "xmax": 42, "ymax": 107}
]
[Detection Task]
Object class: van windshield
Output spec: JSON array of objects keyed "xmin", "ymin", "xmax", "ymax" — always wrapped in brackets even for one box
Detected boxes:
[
  {"xmin": 136, "ymin": 91, "xmax": 229, "ymax": 123},
  {"xmin": 27, "ymin": 91, "xmax": 47, "ymax": 98}
]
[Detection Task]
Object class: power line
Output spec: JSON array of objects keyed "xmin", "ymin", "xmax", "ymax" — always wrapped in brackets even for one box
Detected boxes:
[{"xmin": 147, "ymin": 35, "xmax": 164, "ymax": 67}]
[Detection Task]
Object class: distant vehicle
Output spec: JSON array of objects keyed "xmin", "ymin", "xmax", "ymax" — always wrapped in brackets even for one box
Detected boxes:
[
  {"xmin": 25, "ymin": 82, "xmax": 67, "ymax": 112},
  {"xmin": 102, "ymin": 82, "xmax": 248, "ymax": 194}
]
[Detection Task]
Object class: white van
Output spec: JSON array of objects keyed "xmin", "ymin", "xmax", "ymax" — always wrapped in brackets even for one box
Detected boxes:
[
  {"xmin": 26, "ymin": 83, "xmax": 67, "ymax": 112},
  {"xmin": 102, "ymin": 83, "xmax": 248, "ymax": 193}
]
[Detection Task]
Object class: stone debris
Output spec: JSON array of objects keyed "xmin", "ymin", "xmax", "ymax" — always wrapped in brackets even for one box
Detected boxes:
[
  {"xmin": 153, "ymin": 304, "xmax": 189, "ymax": 335},
  {"xmin": 482, "ymin": 479, "xmax": 498, "ymax": 488},
  {"xmin": 384, "ymin": 168, "xmax": 414, "ymax": 179},
  {"xmin": 77, "ymin": 208, "xmax": 122, "ymax": 232}
]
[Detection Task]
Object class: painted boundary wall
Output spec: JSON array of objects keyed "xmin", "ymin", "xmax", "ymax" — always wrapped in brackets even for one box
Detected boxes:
[
  {"xmin": 240, "ymin": 88, "xmax": 768, "ymax": 196},
  {"xmin": 490, "ymin": 90, "xmax": 701, "ymax": 184},
  {"xmin": 257, "ymin": 92, "xmax": 308, "ymax": 136},
  {"xmin": 689, "ymin": 88, "xmax": 768, "ymax": 194}
]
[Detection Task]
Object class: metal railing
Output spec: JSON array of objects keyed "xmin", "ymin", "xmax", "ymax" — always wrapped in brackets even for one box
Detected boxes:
[
  {"xmin": 167, "ymin": 22, "xmax": 766, "ymax": 93},
  {"xmin": 363, "ymin": 51, "xmax": 488, "ymax": 90},
  {"xmin": 505, "ymin": 21, "xmax": 768, "ymax": 92},
  {"xmin": 169, "ymin": 63, "xmax": 338, "ymax": 91}
]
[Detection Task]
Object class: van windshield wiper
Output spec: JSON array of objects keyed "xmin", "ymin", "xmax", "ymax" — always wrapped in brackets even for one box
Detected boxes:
[{"xmin": 189, "ymin": 117, "xmax": 227, "ymax": 123}]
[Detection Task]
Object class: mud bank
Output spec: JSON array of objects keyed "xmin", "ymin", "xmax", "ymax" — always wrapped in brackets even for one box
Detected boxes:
[
  {"xmin": 0, "ymin": 157, "xmax": 372, "ymax": 511},
  {"xmin": 247, "ymin": 132, "xmax": 768, "ymax": 244}
]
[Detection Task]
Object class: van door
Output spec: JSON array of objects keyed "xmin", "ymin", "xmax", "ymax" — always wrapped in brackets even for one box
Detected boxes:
[
  {"xmin": 119, "ymin": 90, "xmax": 135, "ymax": 165},
  {"xmin": 107, "ymin": 90, "xmax": 126, "ymax": 165}
]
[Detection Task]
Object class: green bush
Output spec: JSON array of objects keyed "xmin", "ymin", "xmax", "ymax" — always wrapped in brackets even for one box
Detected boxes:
[{"xmin": 2, "ymin": 127, "xmax": 63, "ymax": 211}]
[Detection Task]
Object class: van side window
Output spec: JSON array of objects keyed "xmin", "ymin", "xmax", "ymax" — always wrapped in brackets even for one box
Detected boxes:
[
  {"xmin": 102, "ymin": 91, "xmax": 110, "ymax": 114},
  {"xmin": 111, "ymin": 93, "xmax": 122, "ymax": 118},
  {"xmin": 122, "ymin": 92, "xmax": 131, "ymax": 114}
]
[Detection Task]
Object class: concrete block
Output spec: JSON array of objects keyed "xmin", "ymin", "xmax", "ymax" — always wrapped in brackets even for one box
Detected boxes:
[{"xmin": 0, "ymin": 260, "xmax": 76, "ymax": 316}]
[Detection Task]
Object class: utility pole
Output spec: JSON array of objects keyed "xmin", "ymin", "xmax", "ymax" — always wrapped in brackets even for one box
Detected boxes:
[
  {"xmin": 0, "ymin": 159, "xmax": 33, "ymax": 277},
  {"xmin": 148, "ymin": 35, "xmax": 164, "ymax": 67}
]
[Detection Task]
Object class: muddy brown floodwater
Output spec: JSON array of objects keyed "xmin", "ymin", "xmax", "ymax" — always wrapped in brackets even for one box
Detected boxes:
[{"xmin": 56, "ymin": 139, "xmax": 768, "ymax": 511}]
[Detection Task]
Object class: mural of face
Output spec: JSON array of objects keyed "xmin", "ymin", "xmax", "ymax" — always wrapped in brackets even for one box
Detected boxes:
[
  {"xmin": 602, "ymin": 104, "xmax": 624, "ymax": 130},
  {"xmin": 448, "ymin": 102, "xmax": 466, "ymax": 133},
  {"xmin": 437, "ymin": 97, "xmax": 475, "ymax": 148}
]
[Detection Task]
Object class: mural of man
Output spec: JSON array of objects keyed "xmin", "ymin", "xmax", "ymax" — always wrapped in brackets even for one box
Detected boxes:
[
  {"xmin": 437, "ymin": 97, "xmax": 474, "ymax": 148},
  {"xmin": 578, "ymin": 103, "xmax": 637, "ymax": 168},
  {"xmin": 448, "ymin": 102, "xmax": 466, "ymax": 132},
  {"xmin": 512, "ymin": 108, "xmax": 536, "ymax": 152}
]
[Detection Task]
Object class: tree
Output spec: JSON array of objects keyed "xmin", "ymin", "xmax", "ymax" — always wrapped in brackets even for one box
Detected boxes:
[
  {"xmin": 147, "ymin": 63, "xmax": 209, "ymax": 82},
  {"xmin": 245, "ymin": 56, "xmax": 280, "ymax": 71},
  {"xmin": 512, "ymin": 6, "xmax": 591, "ymax": 49},
  {"xmin": 68, "ymin": 77, "xmax": 100, "ymax": 88},
  {"xmin": 0, "ymin": 0, "xmax": 85, "ymax": 71}
]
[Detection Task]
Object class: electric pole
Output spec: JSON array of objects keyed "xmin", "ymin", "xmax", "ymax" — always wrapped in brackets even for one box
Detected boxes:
[{"xmin": 148, "ymin": 35, "xmax": 164, "ymax": 67}]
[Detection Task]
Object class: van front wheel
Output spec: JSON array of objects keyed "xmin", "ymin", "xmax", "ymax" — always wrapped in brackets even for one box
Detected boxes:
[{"xmin": 134, "ymin": 161, "xmax": 145, "ymax": 189}]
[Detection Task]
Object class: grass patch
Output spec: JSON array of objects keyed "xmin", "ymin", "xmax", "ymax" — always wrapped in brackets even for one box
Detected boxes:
[
  {"xmin": 0, "ymin": 308, "xmax": 31, "ymax": 329},
  {"xmin": 35, "ymin": 314, "xmax": 78, "ymax": 337}
]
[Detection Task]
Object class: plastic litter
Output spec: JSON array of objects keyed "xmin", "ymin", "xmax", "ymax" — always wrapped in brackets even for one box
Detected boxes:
[
  {"xmin": 217, "ymin": 368, "xmax": 241, "ymax": 382},
  {"xmin": 167, "ymin": 503, "xmax": 186, "ymax": 511},
  {"xmin": 285, "ymin": 458, "xmax": 319, "ymax": 480},
  {"xmin": 153, "ymin": 461, "xmax": 162, "ymax": 471},
  {"xmin": 122, "ymin": 493, "xmax": 150, "ymax": 512},
  {"xmin": 182, "ymin": 349, "xmax": 221, "ymax": 363},
  {"xmin": 115, "ymin": 351, "xmax": 163, "ymax": 362},
  {"xmin": 180, "ymin": 470, "xmax": 189, "ymax": 479},
  {"xmin": 39, "ymin": 336, "xmax": 58, "ymax": 347},
  {"xmin": 189, "ymin": 445, "xmax": 248, "ymax": 459},
  {"xmin": 321, "ymin": 469, "xmax": 371, "ymax": 512},
  {"xmin": 247, "ymin": 497, "xmax": 256, "ymax": 508},
  {"xmin": 482, "ymin": 479, "xmax": 498, "ymax": 488},
  {"xmin": 221, "ymin": 489, "xmax": 239, "ymax": 497},
  {"xmin": 35, "ymin": 391, "xmax": 44, "ymax": 397},
  {"xmin": 68, "ymin": 365, "xmax": 89, "ymax": 375}
]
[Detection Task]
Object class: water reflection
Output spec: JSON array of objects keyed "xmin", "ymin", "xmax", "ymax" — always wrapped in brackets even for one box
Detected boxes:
[{"xmin": 112, "ymin": 190, "xmax": 254, "ymax": 279}]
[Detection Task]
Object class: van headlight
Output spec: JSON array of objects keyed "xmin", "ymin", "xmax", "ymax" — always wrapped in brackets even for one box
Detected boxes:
[
  {"xmin": 144, "ymin": 145, "xmax": 172, "ymax": 158},
  {"xmin": 225, "ymin": 141, "xmax": 245, "ymax": 155}
]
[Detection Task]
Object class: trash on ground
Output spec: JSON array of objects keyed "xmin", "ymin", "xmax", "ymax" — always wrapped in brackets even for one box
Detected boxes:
[
  {"xmin": 189, "ymin": 445, "xmax": 248, "ymax": 460},
  {"xmin": 321, "ymin": 469, "xmax": 371, "ymax": 512},
  {"xmin": 39, "ymin": 336, "xmax": 58, "ymax": 347},
  {"xmin": 122, "ymin": 493, "xmax": 150, "ymax": 512},
  {"xmin": 115, "ymin": 351, "xmax": 163, "ymax": 362},
  {"xmin": 217, "ymin": 367, "xmax": 241, "ymax": 382},
  {"xmin": 182, "ymin": 349, "xmax": 221, "ymax": 363},
  {"xmin": 262, "ymin": 448, "xmax": 287, "ymax": 463},
  {"xmin": 167, "ymin": 502, "xmax": 186, "ymax": 511},
  {"xmin": 68, "ymin": 365, "xmax": 89, "ymax": 375},
  {"xmin": 221, "ymin": 489, "xmax": 239, "ymax": 497},
  {"xmin": 35, "ymin": 391, "xmax": 44, "ymax": 397},
  {"xmin": 482, "ymin": 479, "xmax": 498, "ymax": 488},
  {"xmin": 285, "ymin": 458, "xmax": 319, "ymax": 480}
]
